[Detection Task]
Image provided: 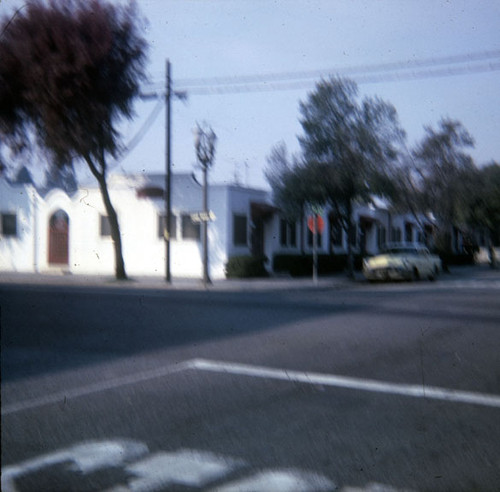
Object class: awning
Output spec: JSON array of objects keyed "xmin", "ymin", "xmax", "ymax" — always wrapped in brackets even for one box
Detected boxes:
[
  {"xmin": 136, "ymin": 186, "xmax": 164, "ymax": 199},
  {"xmin": 251, "ymin": 202, "xmax": 278, "ymax": 220},
  {"xmin": 358, "ymin": 215, "xmax": 381, "ymax": 226}
]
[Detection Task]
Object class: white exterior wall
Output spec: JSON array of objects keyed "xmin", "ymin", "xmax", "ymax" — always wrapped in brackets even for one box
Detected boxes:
[
  {"xmin": 0, "ymin": 181, "xmax": 37, "ymax": 272},
  {"xmin": 1, "ymin": 174, "xmax": 440, "ymax": 278},
  {"xmin": 207, "ymin": 186, "xmax": 229, "ymax": 279}
]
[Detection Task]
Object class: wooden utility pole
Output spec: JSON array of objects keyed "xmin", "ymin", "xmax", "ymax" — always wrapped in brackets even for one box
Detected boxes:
[{"xmin": 165, "ymin": 59, "xmax": 172, "ymax": 283}]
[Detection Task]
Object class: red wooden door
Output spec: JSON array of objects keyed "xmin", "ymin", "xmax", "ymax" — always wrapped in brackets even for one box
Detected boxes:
[{"xmin": 48, "ymin": 210, "xmax": 69, "ymax": 265}]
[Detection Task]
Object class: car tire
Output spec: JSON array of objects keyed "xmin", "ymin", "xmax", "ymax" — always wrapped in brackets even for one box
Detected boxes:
[{"xmin": 429, "ymin": 266, "xmax": 439, "ymax": 281}]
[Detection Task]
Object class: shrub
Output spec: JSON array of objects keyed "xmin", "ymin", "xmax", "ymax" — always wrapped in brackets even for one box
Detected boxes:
[
  {"xmin": 225, "ymin": 255, "xmax": 269, "ymax": 278},
  {"xmin": 272, "ymin": 253, "xmax": 363, "ymax": 277},
  {"xmin": 438, "ymin": 252, "xmax": 476, "ymax": 270}
]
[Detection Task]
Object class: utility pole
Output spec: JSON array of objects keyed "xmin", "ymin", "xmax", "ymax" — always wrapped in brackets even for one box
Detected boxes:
[
  {"xmin": 140, "ymin": 59, "xmax": 186, "ymax": 283},
  {"xmin": 165, "ymin": 59, "xmax": 172, "ymax": 283}
]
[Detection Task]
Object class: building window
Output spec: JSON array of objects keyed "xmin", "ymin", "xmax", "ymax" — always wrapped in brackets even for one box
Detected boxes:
[
  {"xmin": 233, "ymin": 214, "xmax": 248, "ymax": 246},
  {"xmin": 181, "ymin": 214, "xmax": 201, "ymax": 240},
  {"xmin": 307, "ymin": 228, "xmax": 322, "ymax": 248},
  {"xmin": 100, "ymin": 215, "xmax": 111, "ymax": 237},
  {"xmin": 377, "ymin": 225, "xmax": 387, "ymax": 249},
  {"xmin": 1, "ymin": 213, "xmax": 17, "ymax": 237},
  {"xmin": 158, "ymin": 214, "xmax": 177, "ymax": 240},
  {"xmin": 330, "ymin": 221, "xmax": 343, "ymax": 247},
  {"xmin": 279, "ymin": 219, "xmax": 297, "ymax": 247},
  {"xmin": 391, "ymin": 227, "xmax": 402, "ymax": 243},
  {"xmin": 349, "ymin": 225, "xmax": 357, "ymax": 247},
  {"xmin": 405, "ymin": 222, "xmax": 413, "ymax": 243}
]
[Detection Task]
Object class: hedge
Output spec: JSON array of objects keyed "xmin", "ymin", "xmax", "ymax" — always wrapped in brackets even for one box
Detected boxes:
[
  {"xmin": 225, "ymin": 255, "xmax": 269, "ymax": 278},
  {"xmin": 272, "ymin": 253, "xmax": 363, "ymax": 277},
  {"xmin": 438, "ymin": 252, "xmax": 476, "ymax": 270}
]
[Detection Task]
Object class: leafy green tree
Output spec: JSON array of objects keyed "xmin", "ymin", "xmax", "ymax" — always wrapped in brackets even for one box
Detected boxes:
[
  {"xmin": 297, "ymin": 77, "xmax": 405, "ymax": 276},
  {"xmin": 0, "ymin": 0, "xmax": 147, "ymax": 279},
  {"xmin": 265, "ymin": 142, "xmax": 323, "ymax": 253},
  {"xmin": 468, "ymin": 162, "xmax": 500, "ymax": 266},
  {"xmin": 413, "ymin": 119, "xmax": 476, "ymax": 254}
]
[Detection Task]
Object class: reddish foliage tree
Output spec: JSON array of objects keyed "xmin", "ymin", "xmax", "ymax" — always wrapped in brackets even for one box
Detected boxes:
[{"xmin": 0, "ymin": 0, "xmax": 147, "ymax": 279}]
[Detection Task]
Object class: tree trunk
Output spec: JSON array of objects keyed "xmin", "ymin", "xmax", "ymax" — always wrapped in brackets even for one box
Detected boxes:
[
  {"xmin": 96, "ymin": 173, "xmax": 127, "ymax": 280},
  {"xmin": 346, "ymin": 200, "xmax": 355, "ymax": 279},
  {"xmin": 85, "ymin": 154, "xmax": 127, "ymax": 280}
]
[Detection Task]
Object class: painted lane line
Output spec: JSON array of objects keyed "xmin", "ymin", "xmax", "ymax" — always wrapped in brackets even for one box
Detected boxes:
[
  {"xmin": 190, "ymin": 358, "xmax": 500, "ymax": 409},
  {"xmin": 1, "ymin": 360, "xmax": 197, "ymax": 416}
]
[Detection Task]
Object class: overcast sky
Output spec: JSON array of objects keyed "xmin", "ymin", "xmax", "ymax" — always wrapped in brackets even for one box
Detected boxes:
[{"xmin": 3, "ymin": 0, "xmax": 500, "ymax": 189}]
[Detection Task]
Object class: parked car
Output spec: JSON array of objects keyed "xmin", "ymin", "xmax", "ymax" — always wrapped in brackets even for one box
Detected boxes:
[{"xmin": 363, "ymin": 244, "xmax": 442, "ymax": 281}]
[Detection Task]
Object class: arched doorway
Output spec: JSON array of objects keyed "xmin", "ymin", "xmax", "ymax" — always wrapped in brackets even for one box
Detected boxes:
[{"xmin": 48, "ymin": 210, "xmax": 69, "ymax": 265}]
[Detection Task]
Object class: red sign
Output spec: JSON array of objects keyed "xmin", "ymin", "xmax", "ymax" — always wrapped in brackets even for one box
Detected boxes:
[{"xmin": 307, "ymin": 215, "xmax": 324, "ymax": 233}]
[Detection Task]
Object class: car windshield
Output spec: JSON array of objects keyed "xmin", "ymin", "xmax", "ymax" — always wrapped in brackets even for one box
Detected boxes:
[{"xmin": 383, "ymin": 247, "xmax": 420, "ymax": 255}]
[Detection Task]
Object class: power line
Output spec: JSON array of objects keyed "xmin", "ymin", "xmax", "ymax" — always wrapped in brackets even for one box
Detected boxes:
[
  {"xmin": 177, "ymin": 49, "xmax": 500, "ymax": 87},
  {"xmin": 140, "ymin": 49, "xmax": 500, "ymax": 96},
  {"xmin": 178, "ymin": 62, "xmax": 500, "ymax": 96},
  {"xmin": 109, "ymin": 96, "xmax": 164, "ymax": 168}
]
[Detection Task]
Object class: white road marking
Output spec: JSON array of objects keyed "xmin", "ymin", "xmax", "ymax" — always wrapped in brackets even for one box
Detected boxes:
[
  {"xmin": 2, "ymin": 439, "xmax": 337, "ymax": 492},
  {"xmin": 190, "ymin": 358, "xmax": 500, "ymax": 409},
  {"xmin": 109, "ymin": 450, "xmax": 244, "ymax": 491},
  {"xmin": 4, "ymin": 355, "xmax": 500, "ymax": 417},
  {"xmin": 209, "ymin": 469, "xmax": 335, "ymax": 492},
  {"xmin": 1, "ymin": 439, "xmax": 148, "ymax": 492},
  {"xmin": 1, "ymin": 359, "xmax": 197, "ymax": 416}
]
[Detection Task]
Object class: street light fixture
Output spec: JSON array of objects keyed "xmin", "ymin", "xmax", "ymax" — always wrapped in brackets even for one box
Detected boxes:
[{"xmin": 194, "ymin": 122, "xmax": 217, "ymax": 287}]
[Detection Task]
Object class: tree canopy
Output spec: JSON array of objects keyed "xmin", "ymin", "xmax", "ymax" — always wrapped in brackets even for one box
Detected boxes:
[
  {"xmin": 0, "ymin": 0, "xmax": 147, "ymax": 278},
  {"xmin": 267, "ymin": 77, "xmax": 405, "ymax": 276}
]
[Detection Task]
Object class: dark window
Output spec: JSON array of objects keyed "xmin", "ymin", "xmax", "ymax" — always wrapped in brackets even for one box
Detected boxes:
[
  {"xmin": 100, "ymin": 215, "xmax": 111, "ymax": 237},
  {"xmin": 330, "ymin": 221, "xmax": 343, "ymax": 247},
  {"xmin": 391, "ymin": 227, "xmax": 402, "ymax": 243},
  {"xmin": 349, "ymin": 225, "xmax": 357, "ymax": 247},
  {"xmin": 405, "ymin": 222, "xmax": 413, "ymax": 243},
  {"xmin": 289, "ymin": 221, "xmax": 297, "ymax": 247},
  {"xmin": 181, "ymin": 214, "xmax": 201, "ymax": 240},
  {"xmin": 158, "ymin": 214, "xmax": 177, "ymax": 240},
  {"xmin": 280, "ymin": 219, "xmax": 297, "ymax": 247},
  {"xmin": 377, "ymin": 225, "xmax": 387, "ymax": 249},
  {"xmin": 307, "ymin": 228, "xmax": 322, "ymax": 248},
  {"xmin": 279, "ymin": 219, "xmax": 287, "ymax": 246},
  {"xmin": 1, "ymin": 213, "xmax": 17, "ymax": 236},
  {"xmin": 233, "ymin": 214, "xmax": 248, "ymax": 246}
]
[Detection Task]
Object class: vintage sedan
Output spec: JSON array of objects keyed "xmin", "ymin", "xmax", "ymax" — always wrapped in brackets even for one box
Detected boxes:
[{"xmin": 363, "ymin": 244, "xmax": 442, "ymax": 281}]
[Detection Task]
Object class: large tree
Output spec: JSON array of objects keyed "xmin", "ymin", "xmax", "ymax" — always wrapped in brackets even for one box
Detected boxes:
[
  {"xmin": 265, "ymin": 142, "xmax": 324, "ymax": 254},
  {"xmin": 0, "ymin": 0, "xmax": 147, "ymax": 279},
  {"xmin": 413, "ymin": 118, "xmax": 476, "ymax": 254},
  {"xmin": 297, "ymin": 77, "xmax": 405, "ymax": 276},
  {"xmin": 468, "ymin": 162, "xmax": 500, "ymax": 266}
]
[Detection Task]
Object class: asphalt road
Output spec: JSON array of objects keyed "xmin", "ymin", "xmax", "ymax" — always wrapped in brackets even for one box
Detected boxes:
[{"xmin": 1, "ymin": 273, "xmax": 500, "ymax": 491}]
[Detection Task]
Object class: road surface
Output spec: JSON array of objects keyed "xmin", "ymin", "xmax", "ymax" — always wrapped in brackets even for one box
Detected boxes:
[{"xmin": 1, "ymin": 273, "xmax": 499, "ymax": 491}]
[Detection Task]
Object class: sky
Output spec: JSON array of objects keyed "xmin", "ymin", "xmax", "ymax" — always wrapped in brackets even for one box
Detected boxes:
[{"xmin": 2, "ymin": 0, "xmax": 500, "ymax": 189}]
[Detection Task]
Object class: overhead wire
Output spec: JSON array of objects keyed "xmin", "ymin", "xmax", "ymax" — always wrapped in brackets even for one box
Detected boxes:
[
  {"xmin": 125, "ymin": 50, "xmax": 500, "ymax": 161},
  {"xmin": 140, "ymin": 49, "xmax": 500, "ymax": 96},
  {"xmin": 109, "ymin": 96, "xmax": 165, "ymax": 168}
]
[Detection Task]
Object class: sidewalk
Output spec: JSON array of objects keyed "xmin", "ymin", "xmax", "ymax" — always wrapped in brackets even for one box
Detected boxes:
[
  {"xmin": 1, "ymin": 264, "xmax": 498, "ymax": 292},
  {"xmin": 0, "ymin": 270, "xmax": 363, "ymax": 292}
]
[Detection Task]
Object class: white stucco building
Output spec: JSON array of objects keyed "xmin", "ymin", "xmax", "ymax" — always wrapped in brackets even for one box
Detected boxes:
[{"xmin": 1, "ymin": 171, "xmax": 439, "ymax": 278}]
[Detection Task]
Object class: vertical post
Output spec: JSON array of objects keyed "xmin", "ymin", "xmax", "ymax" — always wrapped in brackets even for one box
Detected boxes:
[
  {"xmin": 165, "ymin": 59, "xmax": 172, "ymax": 283},
  {"xmin": 202, "ymin": 164, "xmax": 211, "ymax": 286},
  {"xmin": 313, "ymin": 214, "xmax": 318, "ymax": 285},
  {"xmin": 194, "ymin": 123, "xmax": 216, "ymax": 287}
]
